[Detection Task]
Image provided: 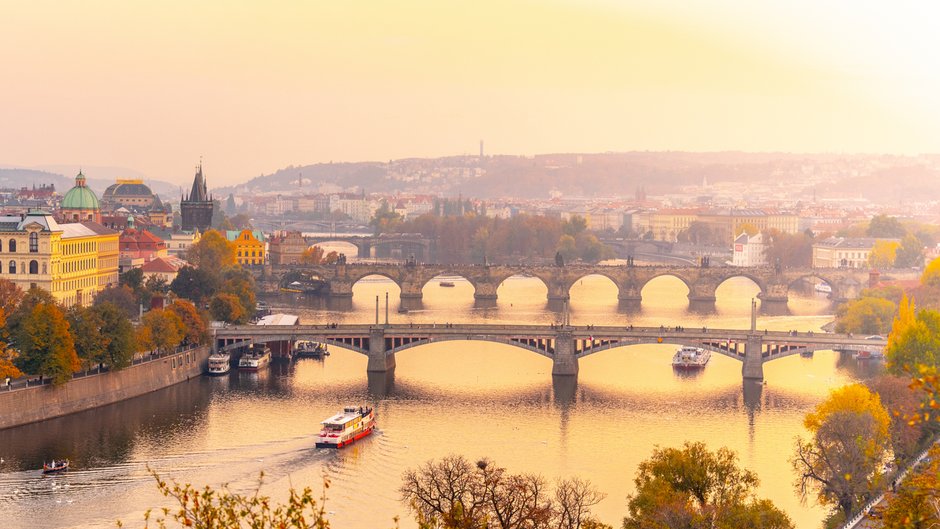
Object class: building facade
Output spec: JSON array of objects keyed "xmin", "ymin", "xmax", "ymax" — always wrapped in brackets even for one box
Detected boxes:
[
  {"xmin": 226, "ymin": 229, "xmax": 266, "ymax": 266},
  {"xmin": 812, "ymin": 237, "xmax": 896, "ymax": 269},
  {"xmin": 180, "ymin": 164, "xmax": 213, "ymax": 232},
  {"xmin": 731, "ymin": 232, "xmax": 767, "ymax": 267},
  {"xmin": 269, "ymin": 231, "xmax": 307, "ymax": 265},
  {"xmin": 0, "ymin": 210, "xmax": 119, "ymax": 306},
  {"xmin": 59, "ymin": 171, "xmax": 101, "ymax": 224}
]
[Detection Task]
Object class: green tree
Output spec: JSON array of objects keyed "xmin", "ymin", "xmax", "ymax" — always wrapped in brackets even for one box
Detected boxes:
[
  {"xmin": 14, "ymin": 303, "xmax": 79, "ymax": 385},
  {"xmin": 94, "ymin": 285, "xmax": 139, "ymax": 319},
  {"xmin": 186, "ymin": 229, "xmax": 236, "ymax": 268},
  {"xmin": 209, "ymin": 293, "xmax": 247, "ymax": 324},
  {"xmin": 792, "ymin": 384, "xmax": 891, "ymax": 520},
  {"xmin": 170, "ymin": 266, "xmax": 221, "ymax": 304},
  {"xmin": 120, "ymin": 267, "xmax": 144, "ymax": 292},
  {"xmin": 139, "ymin": 309, "xmax": 185, "ymax": 354},
  {"xmin": 562, "ymin": 215, "xmax": 588, "ymax": 237},
  {"xmin": 895, "ymin": 234, "xmax": 925, "ymax": 269},
  {"xmin": 369, "ymin": 200, "xmax": 403, "ymax": 235},
  {"xmin": 623, "ymin": 441, "xmax": 793, "ymax": 529},
  {"xmin": 167, "ymin": 300, "xmax": 208, "ymax": 346},
  {"xmin": 66, "ymin": 304, "xmax": 106, "ymax": 367},
  {"xmin": 556, "ymin": 234, "xmax": 577, "ymax": 262},
  {"xmin": 94, "ymin": 302, "xmax": 137, "ymax": 369},
  {"xmin": 220, "ymin": 265, "xmax": 256, "ymax": 317},
  {"xmin": 867, "ymin": 215, "xmax": 906, "ymax": 238},
  {"xmin": 765, "ymin": 230, "xmax": 814, "ymax": 268},
  {"xmin": 834, "ymin": 296, "xmax": 897, "ymax": 335}
]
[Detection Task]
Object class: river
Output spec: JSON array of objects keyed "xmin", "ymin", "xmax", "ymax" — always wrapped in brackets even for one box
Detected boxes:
[{"xmin": 0, "ymin": 275, "xmax": 882, "ymax": 529}]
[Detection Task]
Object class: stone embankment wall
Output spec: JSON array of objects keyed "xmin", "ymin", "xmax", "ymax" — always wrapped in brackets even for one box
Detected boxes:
[{"xmin": 0, "ymin": 346, "xmax": 209, "ymax": 430}]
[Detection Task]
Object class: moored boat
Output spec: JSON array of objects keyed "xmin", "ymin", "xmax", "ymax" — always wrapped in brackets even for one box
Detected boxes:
[
  {"xmin": 814, "ymin": 283, "xmax": 832, "ymax": 294},
  {"xmin": 672, "ymin": 346, "xmax": 710, "ymax": 369},
  {"xmin": 42, "ymin": 459, "xmax": 69, "ymax": 474},
  {"xmin": 206, "ymin": 352, "xmax": 232, "ymax": 375},
  {"xmin": 238, "ymin": 344, "xmax": 272, "ymax": 371},
  {"xmin": 439, "ymin": 281, "xmax": 456, "ymax": 287},
  {"xmin": 294, "ymin": 340, "xmax": 328, "ymax": 359},
  {"xmin": 315, "ymin": 406, "xmax": 376, "ymax": 448}
]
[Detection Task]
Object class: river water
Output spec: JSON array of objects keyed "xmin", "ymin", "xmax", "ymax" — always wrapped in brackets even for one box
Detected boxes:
[{"xmin": 0, "ymin": 275, "xmax": 882, "ymax": 529}]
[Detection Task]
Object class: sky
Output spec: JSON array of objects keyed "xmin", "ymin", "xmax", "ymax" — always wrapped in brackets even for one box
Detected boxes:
[{"xmin": 1, "ymin": 0, "xmax": 939, "ymax": 187}]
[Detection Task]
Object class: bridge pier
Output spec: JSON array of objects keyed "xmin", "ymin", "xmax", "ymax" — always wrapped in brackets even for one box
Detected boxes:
[
  {"xmin": 472, "ymin": 280, "xmax": 499, "ymax": 300},
  {"xmin": 400, "ymin": 283, "xmax": 424, "ymax": 300},
  {"xmin": 552, "ymin": 331, "xmax": 578, "ymax": 376},
  {"xmin": 742, "ymin": 334, "xmax": 764, "ymax": 381},
  {"xmin": 547, "ymin": 281, "xmax": 570, "ymax": 302},
  {"xmin": 367, "ymin": 328, "xmax": 396, "ymax": 372}
]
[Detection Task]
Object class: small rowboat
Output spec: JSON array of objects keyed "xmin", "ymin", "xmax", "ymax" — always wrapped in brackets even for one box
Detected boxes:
[{"xmin": 42, "ymin": 460, "xmax": 69, "ymax": 474}]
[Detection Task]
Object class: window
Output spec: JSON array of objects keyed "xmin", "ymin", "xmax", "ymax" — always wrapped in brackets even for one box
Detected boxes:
[
  {"xmin": 8, "ymin": 239, "xmax": 15, "ymax": 252},
  {"xmin": 29, "ymin": 232, "xmax": 38, "ymax": 252},
  {"xmin": 29, "ymin": 260, "xmax": 38, "ymax": 274}
]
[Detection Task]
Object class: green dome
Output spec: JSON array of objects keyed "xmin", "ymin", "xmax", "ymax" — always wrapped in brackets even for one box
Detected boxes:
[{"xmin": 61, "ymin": 172, "xmax": 100, "ymax": 210}]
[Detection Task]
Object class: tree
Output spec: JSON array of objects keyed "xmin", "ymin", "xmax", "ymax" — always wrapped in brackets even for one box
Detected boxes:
[
  {"xmin": 764, "ymin": 230, "xmax": 814, "ymax": 268},
  {"xmin": 0, "ymin": 278, "xmax": 24, "ymax": 318},
  {"xmin": 66, "ymin": 305, "xmax": 106, "ymax": 367},
  {"xmin": 623, "ymin": 441, "xmax": 793, "ymax": 529},
  {"xmin": 209, "ymin": 293, "xmax": 247, "ymax": 324},
  {"xmin": 557, "ymin": 234, "xmax": 577, "ymax": 262},
  {"xmin": 370, "ymin": 200, "xmax": 403, "ymax": 235},
  {"xmin": 94, "ymin": 302, "xmax": 137, "ymax": 369},
  {"xmin": 170, "ymin": 266, "xmax": 221, "ymax": 304},
  {"xmin": 884, "ymin": 296, "xmax": 940, "ymax": 375},
  {"xmin": 921, "ymin": 257, "xmax": 940, "ymax": 289},
  {"xmin": 6, "ymin": 285, "xmax": 56, "ymax": 336},
  {"xmin": 869, "ymin": 240, "xmax": 901, "ymax": 269},
  {"xmin": 167, "ymin": 300, "xmax": 208, "ymax": 345},
  {"xmin": 186, "ymin": 229, "xmax": 236, "ymax": 268},
  {"xmin": 400, "ymin": 455, "xmax": 607, "ymax": 529},
  {"xmin": 322, "ymin": 251, "xmax": 340, "ymax": 265},
  {"xmin": 0, "ymin": 306, "xmax": 22, "ymax": 380},
  {"xmin": 792, "ymin": 384, "xmax": 891, "ymax": 520},
  {"xmin": 866, "ymin": 375, "xmax": 926, "ymax": 464},
  {"xmin": 139, "ymin": 309, "xmax": 185, "ymax": 354},
  {"xmin": 13, "ymin": 303, "xmax": 79, "ymax": 385},
  {"xmin": 301, "ymin": 245, "xmax": 326, "ymax": 264},
  {"xmin": 834, "ymin": 296, "xmax": 897, "ymax": 335},
  {"xmin": 120, "ymin": 267, "xmax": 144, "ymax": 292},
  {"xmin": 895, "ymin": 234, "xmax": 925, "ymax": 269},
  {"xmin": 220, "ymin": 265, "xmax": 256, "ymax": 317},
  {"xmin": 867, "ymin": 215, "xmax": 906, "ymax": 238},
  {"xmin": 94, "ymin": 285, "xmax": 139, "ymax": 320},
  {"xmin": 562, "ymin": 216, "xmax": 588, "ymax": 237},
  {"xmin": 119, "ymin": 468, "xmax": 332, "ymax": 529},
  {"xmin": 145, "ymin": 275, "xmax": 169, "ymax": 295},
  {"xmin": 880, "ymin": 445, "xmax": 940, "ymax": 528},
  {"xmin": 575, "ymin": 233, "xmax": 611, "ymax": 263}
]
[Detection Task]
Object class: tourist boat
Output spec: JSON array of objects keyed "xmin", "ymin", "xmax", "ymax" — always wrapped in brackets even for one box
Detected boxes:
[
  {"xmin": 439, "ymin": 281, "xmax": 456, "ymax": 287},
  {"xmin": 206, "ymin": 352, "xmax": 232, "ymax": 375},
  {"xmin": 315, "ymin": 406, "xmax": 376, "ymax": 448},
  {"xmin": 672, "ymin": 346, "xmax": 711, "ymax": 369},
  {"xmin": 294, "ymin": 340, "xmax": 328, "ymax": 359},
  {"xmin": 238, "ymin": 344, "xmax": 272, "ymax": 371},
  {"xmin": 42, "ymin": 460, "xmax": 69, "ymax": 474},
  {"xmin": 800, "ymin": 350, "xmax": 814, "ymax": 358},
  {"xmin": 814, "ymin": 283, "xmax": 832, "ymax": 294}
]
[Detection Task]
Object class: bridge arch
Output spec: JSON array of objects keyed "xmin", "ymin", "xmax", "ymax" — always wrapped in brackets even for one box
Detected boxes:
[
  {"xmin": 575, "ymin": 338, "xmax": 746, "ymax": 362},
  {"xmin": 419, "ymin": 273, "xmax": 478, "ymax": 302},
  {"xmin": 786, "ymin": 272, "xmax": 839, "ymax": 298},
  {"xmin": 495, "ymin": 273, "xmax": 550, "ymax": 298},
  {"xmin": 567, "ymin": 273, "xmax": 621, "ymax": 304},
  {"xmin": 387, "ymin": 335, "xmax": 556, "ymax": 359},
  {"xmin": 640, "ymin": 272, "xmax": 694, "ymax": 292}
]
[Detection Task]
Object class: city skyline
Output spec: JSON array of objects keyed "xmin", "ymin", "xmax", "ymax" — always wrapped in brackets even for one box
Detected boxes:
[{"xmin": 2, "ymin": 1, "xmax": 939, "ymax": 187}]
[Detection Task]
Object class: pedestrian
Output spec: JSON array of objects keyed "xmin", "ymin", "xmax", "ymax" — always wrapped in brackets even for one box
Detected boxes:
[{"xmin": 4, "ymin": 377, "xmax": 9, "ymax": 389}]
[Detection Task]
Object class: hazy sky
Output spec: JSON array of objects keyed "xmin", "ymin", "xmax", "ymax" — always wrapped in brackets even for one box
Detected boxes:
[{"xmin": 2, "ymin": 1, "xmax": 938, "ymax": 187}]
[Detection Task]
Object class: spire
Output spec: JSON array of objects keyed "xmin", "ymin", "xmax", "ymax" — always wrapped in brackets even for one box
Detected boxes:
[{"xmin": 187, "ymin": 161, "xmax": 209, "ymax": 202}]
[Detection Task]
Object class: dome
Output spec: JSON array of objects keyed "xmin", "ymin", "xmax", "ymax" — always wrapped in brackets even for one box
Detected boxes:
[
  {"xmin": 103, "ymin": 180, "xmax": 154, "ymax": 198},
  {"xmin": 61, "ymin": 172, "xmax": 100, "ymax": 210}
]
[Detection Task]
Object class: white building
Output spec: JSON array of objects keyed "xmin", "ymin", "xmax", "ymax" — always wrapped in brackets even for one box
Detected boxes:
[{"xmin": 731, "ymin": 232, "xmax": 767, "ymax": 267}]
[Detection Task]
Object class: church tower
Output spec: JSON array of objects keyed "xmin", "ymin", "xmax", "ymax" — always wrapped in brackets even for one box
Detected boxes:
[{"xmin": 180, "ymin": 162, "xmax": 214, "ymax": 232}]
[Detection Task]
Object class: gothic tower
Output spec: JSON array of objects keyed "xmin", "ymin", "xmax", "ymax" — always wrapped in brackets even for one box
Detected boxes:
[{"xmin": 180, "ymin": 163, "xmax": 213, "ymax": 232}]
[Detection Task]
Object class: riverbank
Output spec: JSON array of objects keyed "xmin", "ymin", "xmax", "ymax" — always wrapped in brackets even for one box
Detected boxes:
[{"xmin": 0, "ymin": 345, "xmax": 209, "ymax": 430}]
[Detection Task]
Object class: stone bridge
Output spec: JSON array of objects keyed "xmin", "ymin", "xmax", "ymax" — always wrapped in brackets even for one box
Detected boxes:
[
  {"xmin": 303, "ymin": 234, "xmax": 432, "ymax": 261},
  {"xmin": 262, "ymin": 263, "xmax": 870, "ymax": 308},
  {"xmin": 213, "ymin": 323, "xmax": 886, "ymax": 381}
]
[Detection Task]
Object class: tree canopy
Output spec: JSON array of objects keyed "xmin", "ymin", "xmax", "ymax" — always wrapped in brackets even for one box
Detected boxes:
[
  {"xmin": 835, "ymin": 296, "xmax": 897, "ymax": 335},
  {"xmin": 867, "ymin": 215, "xmax": 906, "ymax": 239},
  {"xmin": 186, "ymin": 229, "xmax": 236, "ymax": 268},
  {"xmin": 13, "ymin": 302, "xmax": 79, "ymax": 384}
]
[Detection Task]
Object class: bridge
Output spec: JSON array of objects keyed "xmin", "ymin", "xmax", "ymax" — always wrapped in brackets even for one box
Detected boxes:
[
  {"xmin": 260, "ymin": 263, "xmax": 871, "ymax": 309},
  {"xmin": 213, "ymin": 323, "xmax": 886, "ymax": 381},
  {"xmin": 303, "ymin": 234, "xmax": 433, "ymax": 261}
]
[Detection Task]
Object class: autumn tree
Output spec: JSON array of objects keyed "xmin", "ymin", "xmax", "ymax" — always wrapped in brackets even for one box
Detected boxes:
[
  {"xmin": 764, "ymin": 230, "xmax": 814, "ymax": 268},
  {"xmin": 209, "ymin": 293, "xmax": 247, "ymax": 324},
  {"xmin": 0, "ymin": 278, "xmax": 24, "ymax": 318},
  {"xmin": 884, "ymin": 295, "xmax": 940, "ymax": 375},
  {"xmin": 400, "ymin": 455, "xmax": 608, "ymax": 529},
  {"xmin": 170, "ymin": 265, "xmax": 221, "ymax": 304},
  {"xmin": 0, "ymin": 279, "xmax": 24, "ymax": 379},
  {"xmin": 300, "ymin": 245, "xmax": 325, "ymax": 264},
  {"xmin": 93, "ymin": 302, "xmax": 137, "ymax": 369},
  {"xmin": 14, "ymin": 303, "xmax": 79, "ymax": 385},
  {"xmin": 834, "ymin": 296, "xmax": 897, "ymax": 335},
  {"xmin": 220, "ymin": 265, "xmax": 256, "ymax": 317},
  {"xmin": 167, "ymin": 300, "xmax": 208, "ymax": 345},
  {"xmin": 370, "ymin": 200, "xmax": 403, "ymax": 235},
  {"xmin": 186, "ymin": 229, "xmax": 236, "ymax": 268},
  {"xmin": 921, "ymin": 257, "xmax": 940, "ymax": 289},
  {"xmin": 6, "ymin": 286, "xmax": 56, "ymax": 337},
  {"xmin": 881, "ymin": 445, "xmax": 940, "ymax": 528},
  {"xmin": 66, "ymin": 304, "xmax": 106, "ymax": 367},
  {"xmin": 623, "ymin": 441, "xmax": 793, "ymax": 529},
  {"xmin": 866, "ymin": 375, "xmax": 926, "ymax": 464},
  {"xmin": 139, "ymin": 309, "xmax": 185, "ymax": 354},
  {"xmin": 869, "ymin": 240, "xmax": 901, "ymax": 269},
  {"xmin": 792, "ymin": 383, "xmax": 891, "ymax": 521}
]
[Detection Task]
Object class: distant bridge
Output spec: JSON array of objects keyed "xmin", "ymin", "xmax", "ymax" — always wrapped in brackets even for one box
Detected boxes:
[
  {"xmin": 260, "ymin": 263, "xmax": 870, "ymax": 308},
  {"xmin": 213, "ymin": 323, "xmax": 885, "ymax": 381},
  {"xmin": 302, "ymin": 234, "xmax": 433, "ymax": 261}
]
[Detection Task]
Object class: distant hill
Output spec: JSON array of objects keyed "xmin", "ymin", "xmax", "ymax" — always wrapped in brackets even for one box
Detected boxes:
[
  {"xmin": 0, "ymin": 166, "xmax": 179, "ymax": 199},
  {"xmin": 216, "ymin": 151, "xmax": 909, "ymax": 199}
]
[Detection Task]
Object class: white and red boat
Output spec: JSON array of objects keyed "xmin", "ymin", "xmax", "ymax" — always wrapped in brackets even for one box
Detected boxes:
[
  {"xmin": 672, "ymin": 346, "xmax": 711, "ymax": 369},
  {"xmin": 315, "ymin": 406, "xmax": 376, "ymax": 448},
  {"xmin": 238, "ymin": 344, "xmax": 272, "ymax": 371}
]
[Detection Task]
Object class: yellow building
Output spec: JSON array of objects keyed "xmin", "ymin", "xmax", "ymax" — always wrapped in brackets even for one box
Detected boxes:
[
  {"xmin": 226, "ymin": 229, "xmax": 266, "ymax": 266},
  {"xmin": 0, "ymin": 210, "xmax": 119, "ymax": 306}
]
